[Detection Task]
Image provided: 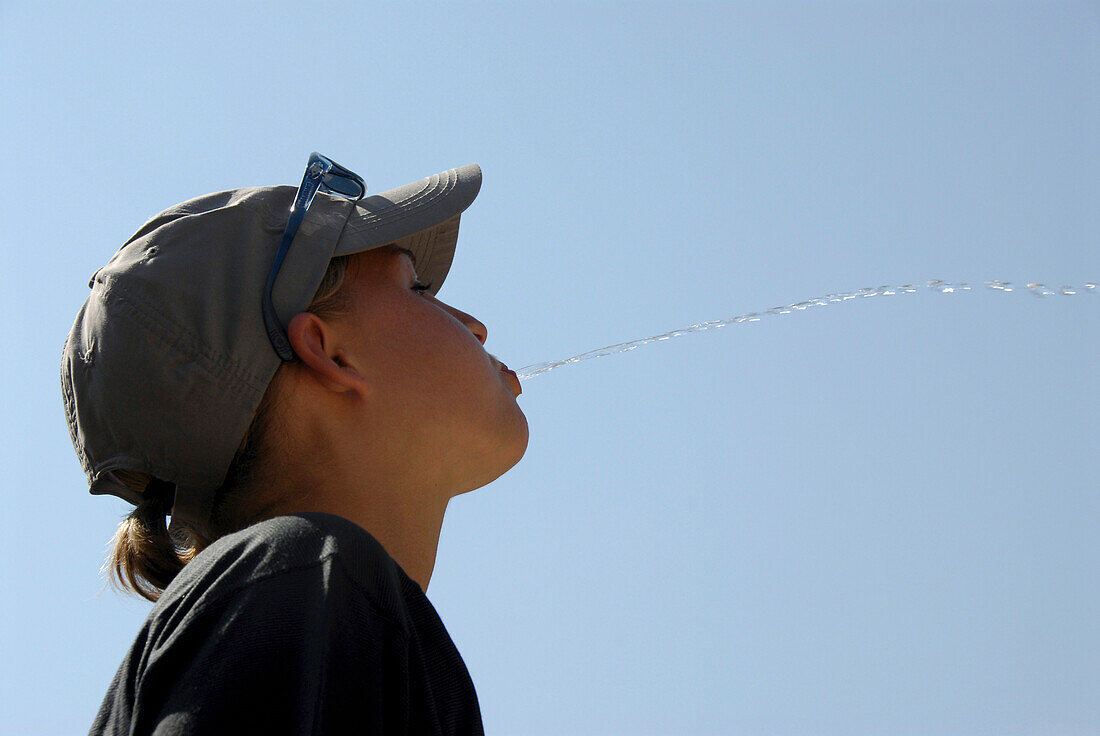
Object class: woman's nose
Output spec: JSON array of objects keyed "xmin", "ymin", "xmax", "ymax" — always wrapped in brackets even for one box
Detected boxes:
[{"xmin": 441, "ymin": 301, "xmax": 488, "ymax": 345}]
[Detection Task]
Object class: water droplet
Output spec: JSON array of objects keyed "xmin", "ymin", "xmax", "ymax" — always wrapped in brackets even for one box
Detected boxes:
[{"xmin": 928, "ymin": 280, "xmax": 969, "ymax": 294}]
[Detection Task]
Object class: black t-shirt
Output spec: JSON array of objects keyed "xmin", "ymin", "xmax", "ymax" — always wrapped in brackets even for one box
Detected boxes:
[{"xmin": 90, "ymin": 513, "xmax": 484, "ymax": 735}]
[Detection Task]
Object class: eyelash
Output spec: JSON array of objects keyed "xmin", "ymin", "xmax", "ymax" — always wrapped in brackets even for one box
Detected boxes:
[{"xmin": 412, "ymin": 280, "xmax": 432, "ymax": 294}]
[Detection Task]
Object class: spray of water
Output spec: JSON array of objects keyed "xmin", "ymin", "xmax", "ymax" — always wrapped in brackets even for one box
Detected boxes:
[{"xmin": 516, "ymin": 280, "xmax": 1097, "ymax": 380}]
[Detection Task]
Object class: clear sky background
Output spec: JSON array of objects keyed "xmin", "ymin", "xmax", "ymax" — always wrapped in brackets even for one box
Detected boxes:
[{"xmin": 2, "ymin": 2, "xmax": 1097, "ymax": 734}]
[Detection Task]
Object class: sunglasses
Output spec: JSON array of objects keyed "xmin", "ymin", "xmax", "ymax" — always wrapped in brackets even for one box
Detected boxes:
[{"xmin": 262, "ymin": 152, "xmax": 366, "ymax": 361}]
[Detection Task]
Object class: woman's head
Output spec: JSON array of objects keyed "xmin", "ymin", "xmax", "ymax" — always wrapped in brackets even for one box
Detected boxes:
[
  {"xmin": 64, "ymin": 158, "xmax": 525, "ymax": 599},
  {"xmin": 274, "ymin": 245, "xmax": 528, "ymax": 503}
]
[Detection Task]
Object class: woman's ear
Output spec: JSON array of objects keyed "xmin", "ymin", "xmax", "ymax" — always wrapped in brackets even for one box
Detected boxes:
[{"xmin": 285, "ymin": 312, "xmax": 370, "ymax": 397}]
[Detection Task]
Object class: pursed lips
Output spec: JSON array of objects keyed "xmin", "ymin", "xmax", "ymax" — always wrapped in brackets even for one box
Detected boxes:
[{"xmin": 489, "ymin": 354, "xmax": 522, "ymax": 396}]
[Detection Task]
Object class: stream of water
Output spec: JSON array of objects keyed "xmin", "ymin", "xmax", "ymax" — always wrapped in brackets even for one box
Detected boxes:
[{"xmin": 515, "ymin": 279, "xmax": 1097, "ymax": 380}]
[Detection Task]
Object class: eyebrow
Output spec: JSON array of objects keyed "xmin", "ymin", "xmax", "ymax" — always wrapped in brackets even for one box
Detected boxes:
[{"xmin": 394, "ymin": 246, "xmax": 417, "ymax": 266}]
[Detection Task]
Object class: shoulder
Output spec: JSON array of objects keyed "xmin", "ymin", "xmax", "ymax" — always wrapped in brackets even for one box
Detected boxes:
[
  {"xmin": 199, "ymin": 512, "xmax": 392, "ymax": 573},
  {"xmin": 94, "ymin": 515, "xmax": 427, "ymax": 735},
  {"xmin": 157, "ymin": 513, "xmax": 412, "ymax": 628}
]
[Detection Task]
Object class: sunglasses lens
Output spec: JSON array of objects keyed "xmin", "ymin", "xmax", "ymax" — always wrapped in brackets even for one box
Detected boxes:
[{"xmin": 324, "ymin": 175, "xmax": 365, "ymax": 198}]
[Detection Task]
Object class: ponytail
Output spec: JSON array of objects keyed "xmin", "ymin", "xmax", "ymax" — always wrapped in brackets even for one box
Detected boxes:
[{"xmin": 107, "ymin": 478, "xmax": 194, "ymax": 602}]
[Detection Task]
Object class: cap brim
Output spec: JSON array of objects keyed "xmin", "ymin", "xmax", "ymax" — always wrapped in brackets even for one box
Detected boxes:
[{"xmin": 335, "ymin": 163, "xmax": 482, "ymax": 296}]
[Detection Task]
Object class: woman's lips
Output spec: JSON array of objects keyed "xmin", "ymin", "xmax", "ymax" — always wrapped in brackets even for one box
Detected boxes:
[{"xmin": 498, "ymin": 362, "xmax": 522, "ymax": 396}]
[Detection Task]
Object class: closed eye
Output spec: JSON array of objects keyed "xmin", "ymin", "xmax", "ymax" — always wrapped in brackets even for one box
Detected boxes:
[{"xmin": 412, "ymin": 279, "xmax": 433, "ymax": 294}]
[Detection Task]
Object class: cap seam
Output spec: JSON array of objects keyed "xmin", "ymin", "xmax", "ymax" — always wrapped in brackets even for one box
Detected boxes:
[
  {"xmin": 348, "ymin": 178, "xmax": 447, "ymax": 227},
  {"xmin": 88, "ymin": 457, "xmax": 170, "ymax": 492},
  {"xmin": 125, "ymin": 187, "xmax": 291, "ymax": 246},
  {"xmin": 98, "ymin": 280, "xmax": 269, "ymax": 401},
  {"xmin": 344, "ymin": 171, "xmax": 458, "ymax": 233},
  {"xmin": 60, "ymin": 357, "xmax": 91, "ymax": 476}
]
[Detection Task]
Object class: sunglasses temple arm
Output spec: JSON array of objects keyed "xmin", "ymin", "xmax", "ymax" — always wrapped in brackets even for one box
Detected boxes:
[{"xmin": 262, "ymin": 204, "xmax": 309, "ymax": 361}]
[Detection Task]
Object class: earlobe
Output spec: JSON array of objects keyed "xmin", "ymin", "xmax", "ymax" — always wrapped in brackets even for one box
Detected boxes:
[{"xmin": 286, "ymin": 313, "xmax": 370, "ymax": 397}]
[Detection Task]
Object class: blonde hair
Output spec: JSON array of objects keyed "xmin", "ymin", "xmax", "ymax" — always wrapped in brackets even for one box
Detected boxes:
[{"xmin": 108, "ymin": 255, "xmax": 355, "ymax": 601}]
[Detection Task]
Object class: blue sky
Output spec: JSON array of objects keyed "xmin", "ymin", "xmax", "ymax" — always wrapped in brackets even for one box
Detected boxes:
[{"xmin": 2, "ymin": 2, "xmax": 1097, "ymax": 734}]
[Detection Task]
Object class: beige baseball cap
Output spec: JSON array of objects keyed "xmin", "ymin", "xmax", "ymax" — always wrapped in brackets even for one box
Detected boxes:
[{"xmin": 61, "ymin": 159, "xmax": 482, "ymax": 531}]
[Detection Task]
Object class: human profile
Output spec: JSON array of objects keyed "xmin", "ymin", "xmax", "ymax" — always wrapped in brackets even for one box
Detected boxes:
[{"xmin": 61, "ymin": 152, "xmax": 528, "ymax": 734}]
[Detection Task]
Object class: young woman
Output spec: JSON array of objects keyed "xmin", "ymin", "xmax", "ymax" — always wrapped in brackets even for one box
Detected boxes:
[{"xmin": 62, "ymin": 153, "xmax": 528, "ymax": 734}]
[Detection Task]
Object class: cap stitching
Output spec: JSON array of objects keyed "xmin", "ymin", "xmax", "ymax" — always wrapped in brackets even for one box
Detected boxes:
[
  {"xmin": 344, "ymin": 171, "xmax": 458, "ymax": 234},
  {"xmin": 99, "ymin": 281, "xmax": 269, "ymax": 401},
  {"xmin": 346, "ymin": 175, "xmax": 446, "ymax": 228},
  {"xmin": 60, "ymin": 356, "xmax": 90, "ymax": 475}
]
